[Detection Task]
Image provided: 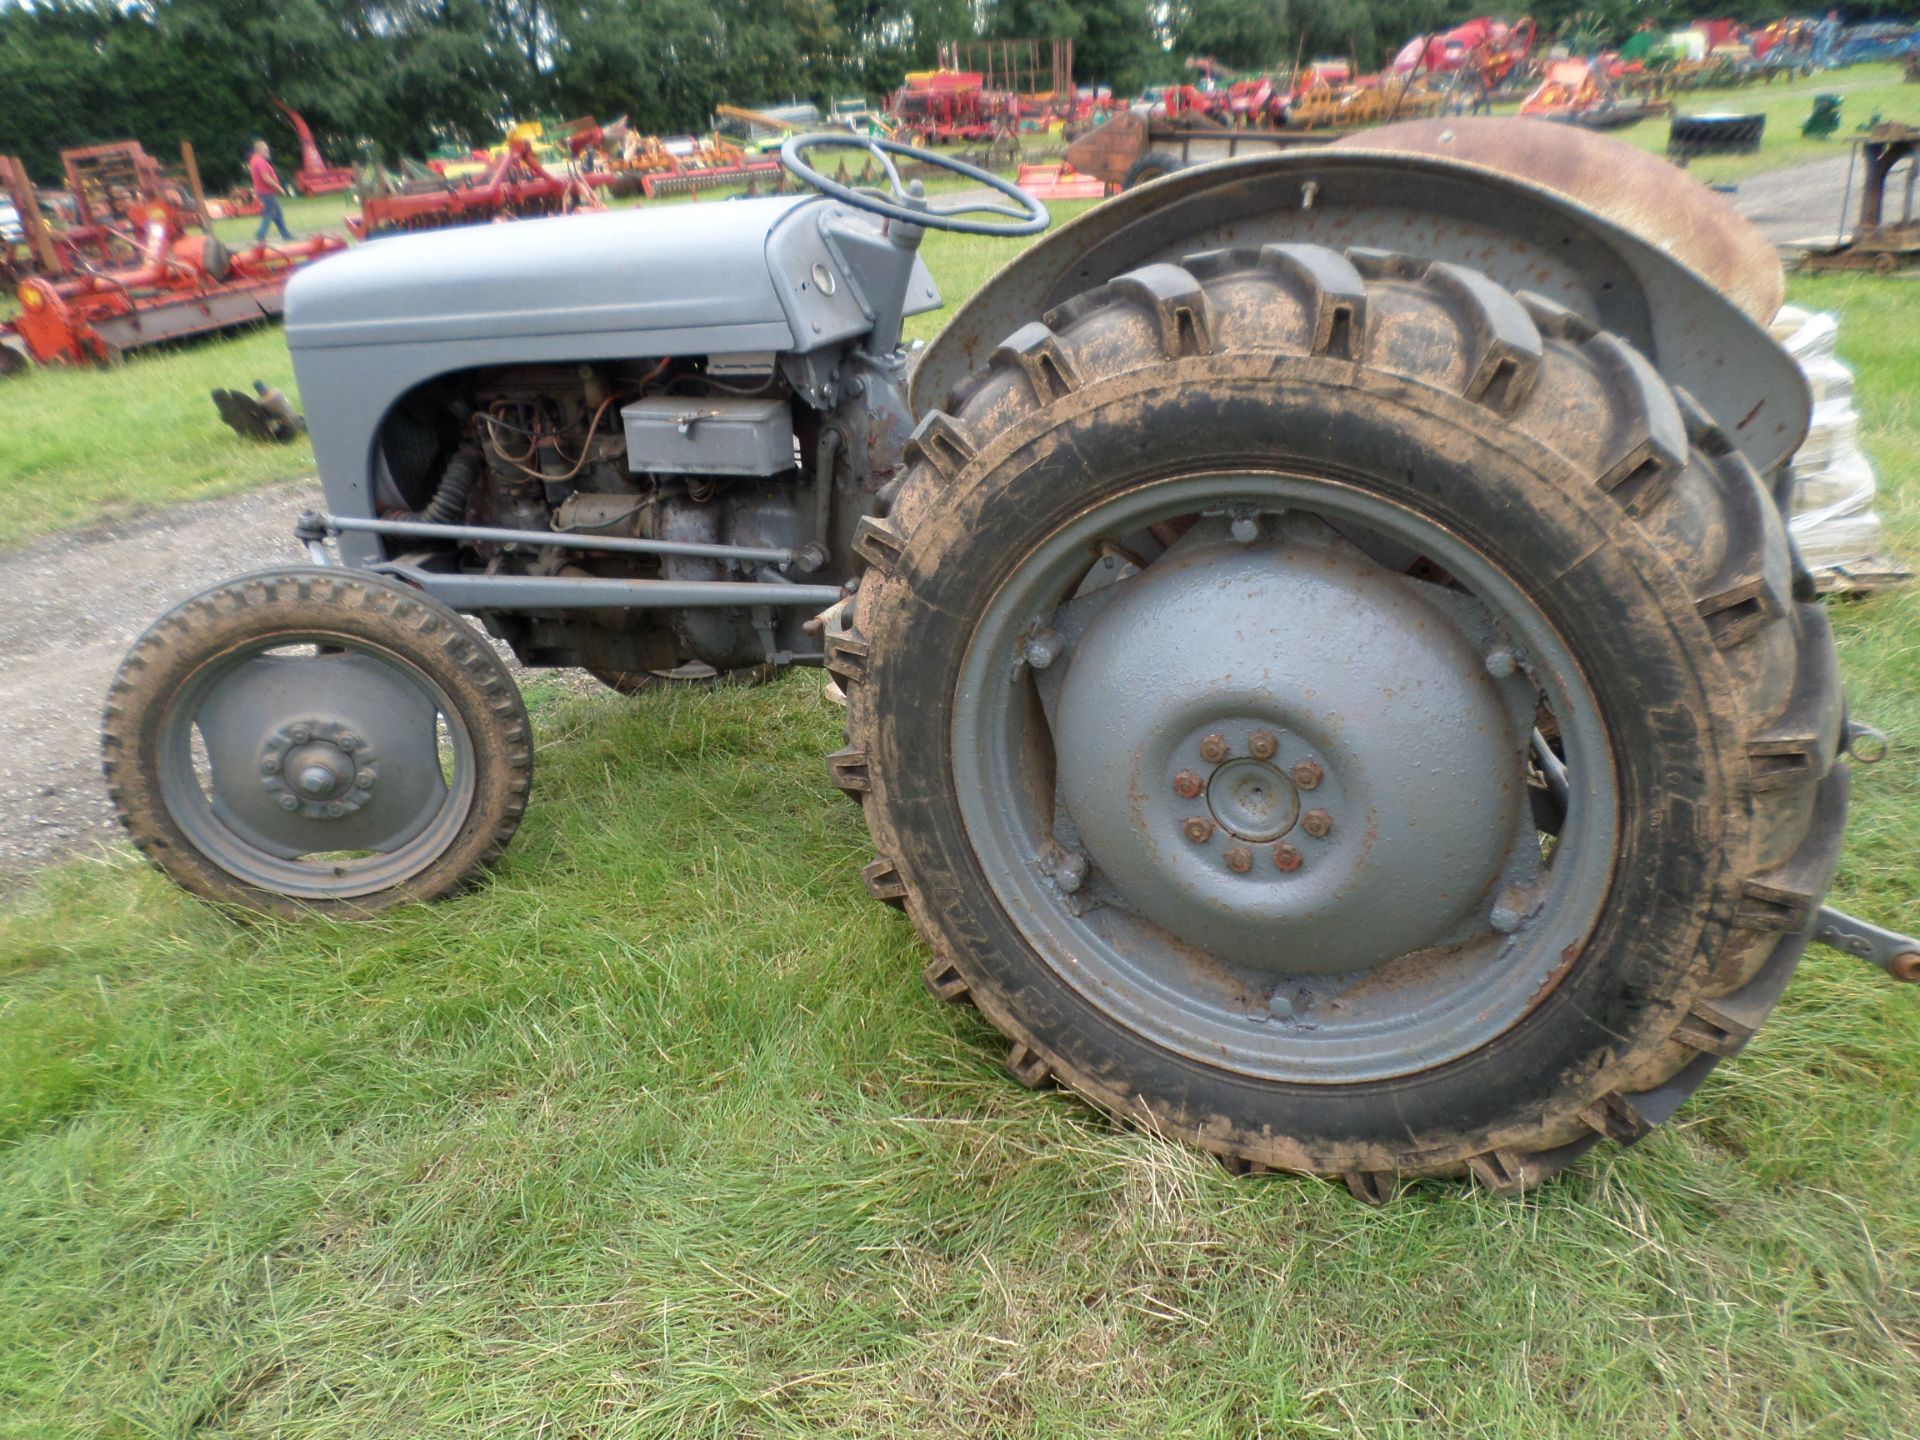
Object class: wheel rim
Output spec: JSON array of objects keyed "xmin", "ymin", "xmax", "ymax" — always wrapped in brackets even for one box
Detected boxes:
[
  {"xmin": 156, "ymin": 634, "xmax": 478, "ymax": 900},
  {"xmin": 951, "ymin": 471, "xmax": 1619, "ymax": 1084}
]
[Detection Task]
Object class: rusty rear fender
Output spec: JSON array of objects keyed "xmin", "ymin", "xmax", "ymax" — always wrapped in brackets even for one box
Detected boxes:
[{"xmin": 919, "ymin": 140, "xmax": 1806, "ymax": 475}]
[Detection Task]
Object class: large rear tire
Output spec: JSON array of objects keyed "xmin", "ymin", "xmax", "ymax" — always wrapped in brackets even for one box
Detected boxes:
[{"xmin": 833, "ymin": 245, "xmax": 1848, "ymax": 1195}]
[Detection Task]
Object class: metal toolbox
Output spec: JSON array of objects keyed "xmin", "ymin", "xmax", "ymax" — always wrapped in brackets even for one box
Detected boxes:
[{"xmin": 621, "ymin": 395, "xmax": 796, "ymax": 477}]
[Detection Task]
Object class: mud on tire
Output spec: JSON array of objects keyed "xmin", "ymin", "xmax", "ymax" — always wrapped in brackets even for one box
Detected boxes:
[{"xmin": 831, "ymin": 244, "xmax": 1848, "ymax": 1195}]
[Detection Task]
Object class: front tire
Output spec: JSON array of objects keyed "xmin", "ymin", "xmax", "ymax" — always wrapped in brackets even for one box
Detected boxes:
[
  {"xmin": 834, "ymin": 245, "xmax": 1848, "ymax": 1194},
  {"xmin": 104, "ymin": 567, "xmax": 533, "ymax": 917}
]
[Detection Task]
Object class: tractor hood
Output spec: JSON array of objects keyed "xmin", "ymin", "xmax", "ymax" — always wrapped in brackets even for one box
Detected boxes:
[
  {"xmin": 286, "ymin": 196, "xmax": 812, "ymax": 353},
  {"xmin": 286, "ymin": 192, "xmax": 942, "ymax": 538}
]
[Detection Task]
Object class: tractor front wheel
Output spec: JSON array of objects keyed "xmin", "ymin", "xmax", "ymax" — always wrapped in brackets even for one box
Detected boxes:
[{"xmin": 103, "ymin": 567, "xmax": 533, "ymax": 917}]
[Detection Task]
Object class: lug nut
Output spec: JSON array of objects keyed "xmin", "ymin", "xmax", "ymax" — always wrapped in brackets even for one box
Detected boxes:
[
  {"xmin": 1183, "ymin": 817, "xmax": 1215, "ymax": 844},
  {"xmin": 260, "ymin": 756, "xmax": 280, "ymax": 775},
  {"xmin": 279, "ymin": 795, "xmax": 301, "ymax": 812},
  {"xmin": 1273, "ymin": 843, "xmax": 1303, "ymax": 872},
  {"xmin": 338, "ymin": 734, "xmax": 359, "ymax": 752},
  {"xmin": 1054, "ymin": 850, "xmax": 1089, "ymax": 893},
  {"xmin": 290, "ymin": 726, "xmax": 311, "ymax": 743},
  {"xmin": 1224, "ymin": 845, "xmax": 1252, "ymax": 873},
  {"xmin": 1291, "ymin": 759, "xmax": 1323, "ymax": 790},
  {"xmin": 1024, "ymin": 628, "xmax": 1065, "ymax": 670},
  {"xmin": 1301, "ymin": 808, "xmax": 1332, "ymax": 839},
  {"xmin": 356, "ymin": 772, "xmax": 375, "ymax": 789},
  {"xmin": 1200, "ymin": 733, "xmax": 1229, "ymax": 763},
  {"xmin": 1248, "ymin": 730, "xmax": 1278, "ymax": 760},
  {"xmin": 1491, "ymin": 885, "xmax": 1532, "ymax": 935},
  {"xmin": 1173, "ymin": 769, "xmax": 1204, "ymax": 799}
]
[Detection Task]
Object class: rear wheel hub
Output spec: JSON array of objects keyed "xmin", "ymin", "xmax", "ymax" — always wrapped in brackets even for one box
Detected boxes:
[
  {"xmin": 1053, "ymin": 536, "xmax": 1522, "ymax": 976},
  {"xmin": 1206, "ymin": 757, "xmax": 1298, "ymax": 843},
  {"xmin": 952, "ymin": 473, "xmax": 1618, "ymax": 1083}
]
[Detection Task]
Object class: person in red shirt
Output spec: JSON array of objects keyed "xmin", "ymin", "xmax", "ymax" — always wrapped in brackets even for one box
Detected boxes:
[{"xmin": 248, "ymin": 140, "xmax": 293, "ymax": 244}]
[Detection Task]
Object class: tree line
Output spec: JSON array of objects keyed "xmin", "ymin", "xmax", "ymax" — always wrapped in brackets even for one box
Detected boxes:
[{"xmin": 0, "ymin": 0, "xmax": 1895, "ymax": 186}]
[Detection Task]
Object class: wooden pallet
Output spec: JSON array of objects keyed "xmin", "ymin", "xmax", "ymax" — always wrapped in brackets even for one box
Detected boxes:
[{"xmin": 1813, "ymin": 554, "xmax": 1915, "ymax": 596}]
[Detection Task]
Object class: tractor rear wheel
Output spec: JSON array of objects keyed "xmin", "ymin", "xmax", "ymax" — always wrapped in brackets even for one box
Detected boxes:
[{"xmin": 832, "ymin": 245, "xmax": 1848, "ymax": 1195}]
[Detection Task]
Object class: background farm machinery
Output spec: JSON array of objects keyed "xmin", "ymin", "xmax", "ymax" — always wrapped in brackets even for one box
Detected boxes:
[
  {"xmin": 9, "ymin": 211, "xmax": 341, "ymax": 370},
  {"xmin": 272, "ymin": 99, "xmax": 355, "ymax": 197},
  {"xmin": 346, "ymin": 137, "xmax": 605, "ymax": 238},
  {"xmin": 616, "ymin": 134, "xmax": 782, "ymax": 199},
  {"xmin": 1519, "ymin": 59, "xmax": 1668, "ymax": 129},
  {"xmin": 2, "ymin": 139, "xmax": 344, "ymax": 372},
  {"xmin": 887, "ymin": 70, "xmax": 1010, "ymax": 145}
]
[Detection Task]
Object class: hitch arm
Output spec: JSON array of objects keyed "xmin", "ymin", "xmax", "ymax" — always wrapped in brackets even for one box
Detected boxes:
[{"xmin": 1813, "ymin": 905, "xmax": 1920, "ymax": 983}]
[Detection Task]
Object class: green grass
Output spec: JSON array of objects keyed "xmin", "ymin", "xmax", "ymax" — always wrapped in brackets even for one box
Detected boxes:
[
  {"xmin": 0, "ymin": 197, "xmax": 349, "ymax": 549},
  {"xmin": 208, "ymin": 191, "xmax": 357, "ymax": 249},
  {"xmin": 0, "ymin": 325, "xmax": 311, "ymax": 546},
  {"xmin": 4, "ymin": 184, "xmax": 1920, "ymax": 1439}
]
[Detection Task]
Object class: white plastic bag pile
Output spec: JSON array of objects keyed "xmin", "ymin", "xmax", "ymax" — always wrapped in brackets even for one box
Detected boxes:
[{"xmin": 1769, "ymin": 305, "xmax": 1885, "ymax": 575}]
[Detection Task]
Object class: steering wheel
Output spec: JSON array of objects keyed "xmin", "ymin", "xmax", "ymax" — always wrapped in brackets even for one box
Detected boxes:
[{"xmin": 779, "ymin": 133, "xmax": 1050, "ymax": 237}]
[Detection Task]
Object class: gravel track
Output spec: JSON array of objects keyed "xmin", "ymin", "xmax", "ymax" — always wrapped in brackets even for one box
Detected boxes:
[
  {"xmin": 1726, "ymin": 155, "xmax": 1854, "ymax": 247},
  {"xmin": 0, "ymin": 481, "xmax": 319, "ymax": 875}
]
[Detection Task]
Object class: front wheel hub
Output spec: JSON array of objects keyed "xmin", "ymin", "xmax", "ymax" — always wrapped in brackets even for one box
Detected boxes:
[
  {"xmin": 1053, "ymin": 534, "xmax": 1526, "ymax": 975},
  {"xmin": 260, "ymin": 720, "xmax": 380, "ymax": 819}
]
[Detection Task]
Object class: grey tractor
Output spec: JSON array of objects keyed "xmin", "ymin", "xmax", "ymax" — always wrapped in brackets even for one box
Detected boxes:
[{"xmin": 104, "ymin": 124, "xmax": 1919, "ymax": 1197}]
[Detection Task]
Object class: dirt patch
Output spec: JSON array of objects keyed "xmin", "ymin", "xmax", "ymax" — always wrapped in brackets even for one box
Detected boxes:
[{"xmin": 0, "ymin": 481, "xmax": 320, "ymax": 876}]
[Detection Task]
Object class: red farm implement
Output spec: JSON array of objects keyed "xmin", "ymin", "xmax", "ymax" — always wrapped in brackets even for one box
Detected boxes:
[
  {"xmin": 889, "ymin": 70, "xmax": 1009, "ymax": 145},
  {"xmin": 1519, "ymin": 59, "xmax": 1667, "ymax": 129},
  {"xmin": 4, "ymin": 140, "xmax": 346, "ymax": 371},
  {"xmin": 348, "ymin": 139, "xmax": 605, "ymax": 238},
  {"xmin": 636, "ymin": 140, "xmax": 781, "ymax": 198},
  {"xmin": 12, "ymin": 214, "xmax": 342, "ymax": 367},
  {"xmin": 542, "ymin": 116, "xmax": 782, "ymax": 201},
  {"xmin": 57, "ymin": 141, "xmax": 199, "ymax": 265},
  {"xmin": 273, "ymin": 98, "xmax": 356, "ymax": 196},
  {"xmin": 1012, "ymin": 161, "xmax": 1106, "ymax": 200}
]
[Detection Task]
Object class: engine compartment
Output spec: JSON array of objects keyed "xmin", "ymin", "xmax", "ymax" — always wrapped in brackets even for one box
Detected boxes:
[{"xmin": 374, "ymin": 356, "xmax": 836, "ymax": 680}]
